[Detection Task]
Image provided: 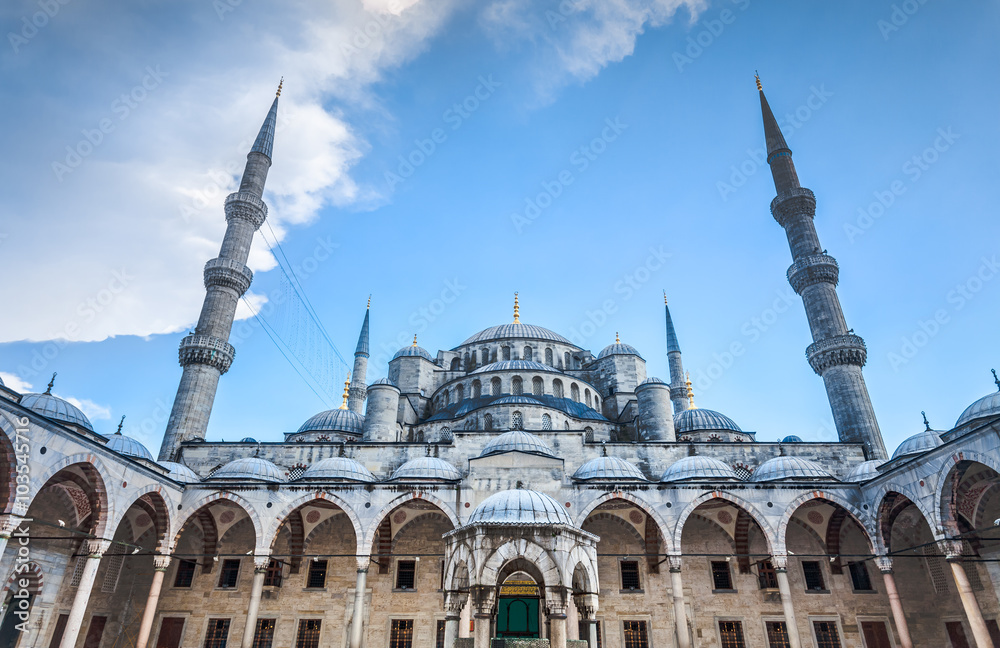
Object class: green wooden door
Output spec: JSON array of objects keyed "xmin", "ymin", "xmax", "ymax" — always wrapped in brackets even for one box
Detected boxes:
[{"xmin": 496, "ymin": 597, "xmax": 539, "ymax": 638}]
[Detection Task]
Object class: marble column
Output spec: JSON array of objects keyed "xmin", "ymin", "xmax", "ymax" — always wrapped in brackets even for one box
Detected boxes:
[
  {"xmin": 773, "ymin": 555, "xmax": 803, "ymax": 648},
  {"xmin": 0, "ymin": 515, "xmax": 25, "ymax": 564},
  {"xmin": 546, "ymin": 591, "xmax": 569, "ymax": 648},
  {"xmin": 443, "ymin": 591, "xmax": 466, "ymax": 648},
  {"xmin": 668, "ymin": 556, "xmax": 690, "ymax": 648},
  {"xmin": 944, "ymin": 543, "xmax": 995, "ymax": 648},
  {"xmin": 240, "ymin": 556, "xmax": 270, "ymax": 648},
  {"xmin": 875, "ymin": 557, "xmax": 913, "ymax": 648},
  {"xmin": 60, "ymin": 540, "xmax": 110, "ymax": 648},
  {"xmin": 574, "ymin": 594, "xmax": 598, "ymax": 648},
  {"xmin": 471, "ymin": 586, "xmax": 494, "ymax": 648},
  {"xmin": 349, "ymin": 563, "xmax": 369, "ymax": 648},
  {"xmin": 135, "ymin": 555, "xmax": 172, "ymax": 648}
]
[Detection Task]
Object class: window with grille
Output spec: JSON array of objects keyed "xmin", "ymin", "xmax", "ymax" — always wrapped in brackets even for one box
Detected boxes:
[
  {"xmin": 502, "ymin": 346, "xmax": 511, "ymax": 360},
  {"xmin": 252, "ymin": 619, "xmax": 275, "ymax": 648},
  {"xmin": 571, "ymin": 384, "xmax": 580, "ymax": 402},
  {"xmin": 765, "ymin": 621, "xmax": 790, "ymax": 648},
  {"xmin": 396, "ymin": 560, "xmax": 416, "ymax": 590},
  {"xmin": 711, "ymin": 561, "xmax": 734, "ymax": 591},
  {"xmin": 801, "ymin": 561, "xmax": 826, "ymax": 591},
  {"xmin": 70, "ymin": 553, "xmax": 87, "ymax": 587},
  {"xmin": 443, "ymin": 390, "xmax": 450, "ymax": 406},
  {"xmin": 593, "ymin": 396, "xmax": 599, "ymax": 409},
  {"xmin": 622, "ymin": 621, "xmax": 647, "ymax": 648},
  {"xmin": 203, "ymin": 619, "xmax": 230, "ymax": 648},
  {"xmin": 450, "ymin": 358, "xmax": 461, "ymax": 370},
  {"xmin": 523, "ymin": 346, "xmax": 532, "ymax": 361},
  {"xmin": 483, "ymin": 348, "xmax": 491, "ymax": 364},
  {"xmin": 491, "ymin": 378, "xmax": 502, "ymax": 396},
  {"xmin": 585, "ymin": 389, "xmax": 591, "ymax": 407},
  {"xmin": 484, "ymin": 414, "xmax": 493, "ymax": 430},
  {"xmin": 564, "ymin": 352, "xmax": 570, "ymax": 368},
  {"xmin": 847, "ymin": 561, "xmax": 873, "ymax": 591},
  {"xmin": 533, "ymin": 377, "xmax": 543, "ymax": 396},
  {"xmin": 286, "ymin": 466, "xmax": 305, "ymax": 480},
  {"xmin": 620, "ymin": 561, "xmax": 640, "ymax": 590},
  {"xmin": 584, "ymin": 427, "xmax": 594, "ymax": 442},
  {"xmin": 306, "ymin": 560, "xmax": 327, "ymax": 588},
  {"xmin": 390, "ymin": 620, "xmax": 414, "ymax": 648},
  {"xmin": 757, "ymin": 561, "xmax": 778, "ymax": 589},
  {"xmin": 295, "ymin": 620, "xmax": 321, "ymax": 648},
  {"xmin": 174, "ymin": 559, "xmax": 196, "ymax": 588},
  {"xmin": 456, "ymin": 384, "xmax": 464, "ymax": 401},
  {"xmin": 553, "ymin": 381, "xmax": 564, "ymax": 398},
  {"xmin": 473, "ymin": 381, "xmax": 481, "ymax": 399},
  {"xmin": 436, "ymin": 621, "xmax": 445, "ymax": 648},
  {"xmin": 718, "ymin": 620, "xmax": 746, "ymax": 648},
  {"xmin": 263, "ymin": 560, "xmax": 282, "ymax": 587},
  {"xmin": 512, "ymin": 377, "xmax": 523, "ymax": 395},
  {"xmin": 471, "ymin": 351, "xmax": 477, "ymax": 367},
  {"xmin": 101, "ymin": 550, "xmax": 125, "ymax": 593},
  {"xmin": 512, "ymin": 411, "xmax": 523, "ymax": 430},
  {"xmin": 812, "ymin": 621, "xmax": 841, "ymax": 648},
  {"xmin": 218, "ymin": 559, "xmax": 240, "ymax": 588},
  {"xmin": 542, "ymin": 414, "xmax": 552, "ymax": 430},
  {"xmin": 545, "ymin": 349, "xmax": 553, "ymax": 365}
]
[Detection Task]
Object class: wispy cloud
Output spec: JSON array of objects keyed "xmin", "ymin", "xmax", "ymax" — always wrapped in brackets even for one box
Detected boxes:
[
  {"xmin": 0, "ymin": 373, "xmax": 32, "ymax": 393},
  {"xmin": 64, "ymin": 396, "xmax": 112, "ymax": 421}
]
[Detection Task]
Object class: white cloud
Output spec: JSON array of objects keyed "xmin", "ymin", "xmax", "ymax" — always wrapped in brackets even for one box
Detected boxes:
[
  {"xmin": 64, "ymin": 397, "xmax": 112, "ymax": 421},
  {"xmin": 0, "ymin": 373, "xmax": 32, "ymax": 393}
]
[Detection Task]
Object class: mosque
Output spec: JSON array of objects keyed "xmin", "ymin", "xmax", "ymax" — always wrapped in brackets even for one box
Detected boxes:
[{"xmin": 1, "ymin": 76, "xmax": 1000, "ymax": 648}]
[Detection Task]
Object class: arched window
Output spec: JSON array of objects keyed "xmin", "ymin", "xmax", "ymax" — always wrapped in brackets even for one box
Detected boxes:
[
  {"xmin": 484, "ymin": 413, "xmax": 493, "ymax": 430},
  {"xmin": 511, "ymin": 411, "xmax": 523, "ymax": 430},
  {"xmin": 584, "ymin": 427, "xmax": 594, "ymax": 442},
  {"xmin": 553, "ymin": 380, "xmax": 564, "ymax": 399},
  {"xmin": 483, "ymin": 348, "xmax": 491, "ymax": 364},
  {"xmin": 523, "ymin": 346, "xmax": 532, "ymax": 361},
  {"xmin": 443, "ymin": 389, "xmax": 450, "ymax": 406},
  {"xmin": 471, "ymin": 350, "xmax": 478, "ymax": 368},
  {"xmin": 491, "ymin": 377, "xmax": 502, "ymax": 397},
  {"xmin": 571, "ymin": 383, "xmax": 580, "ymax": 402},
  {"xmin": 593, "ymin": 395, "xmax": 599, "ymax": 409},
  {"xmin": 501, "ymin": 346, "xmax": 511, "ymax": 361},
  {"xmin": 450, "ymin": 357, "xmax": 461, "ymax": 371},
  {"xmin": 541, "ymin": 414, "xmax": 552, "ymax": 430},
  {"xmin": 545, "ymin": 348, "xmax": 553, "ymax": 366},
  {"xmin": 532, "ymin": 377, "xmax": 543, "ymax": 396},
  {"xmin": 564, "ymin": 352, "xmax": 570, "ymax": 369},
  {"xmin": 512, "ymin": 377, "xmax": 523, "ymax": 395},
  {"xmin": 564, "ymin": 421, "xmax": 570, "ymax": 430},
  {"xmin": 464, "ymin": 352, "xmax": 470, "ymax": 370},
  {"xmin": 472, "ymin": 380, "xmax": 482, "ymax": 399},
  {"xmin": 584, "ymin": 389, "xmax": 591, "ymax": 407},
  {"xmin": 456, "ymin": 384, "xmax": 464, "ymax": 401}
]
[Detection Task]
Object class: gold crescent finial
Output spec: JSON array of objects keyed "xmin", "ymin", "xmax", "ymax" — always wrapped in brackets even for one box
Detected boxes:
[
  {"xmin": 339, "ymin": 373, "xmax": 351, "ymax": 409},
  {"xmin": 367, "ymin": 294, "xmax": 371, "ymax": 309},
  {"xmin": 663, "ymin": 291, "xmax": 668, "ymax": 305},
  {"xmin": 615, "ymin": 332, "xmax": 620, "ymax": 344},
  {"xmin": 755, "ymin": 71, "xmax": 762, "ymax": 92},
  {"xmin": 513, "ymin": 292, "xmax": 520, "ymax": 323},
  {"xmin": 412, "ymin": 334, "xmax": 418, "ymax": 347},
  {"xmin": 686, "ymin": 372, "xmax": 696, "ymax": 409},
  {"xmin": 276, "ymin": 77, "xmax": 283, "ymax": 97}
]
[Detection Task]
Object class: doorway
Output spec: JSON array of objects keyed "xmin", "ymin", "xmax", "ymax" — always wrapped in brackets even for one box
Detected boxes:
[{"xmin": 496, "ymin": 575, "xmax": 540, "ymax": 639}]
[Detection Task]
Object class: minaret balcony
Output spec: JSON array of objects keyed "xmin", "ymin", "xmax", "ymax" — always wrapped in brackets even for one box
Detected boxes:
[
  {"xmin": 178, "ymin": 334, "xmax": 236, "ymax": 374},
  {"xmin": 204, "ymin": 257, "xmax": 254, "ymax": 295},
  {"xmin": 224, "ymin": 191, "xmax": 268, "ymax": 229},
  {"xmin": 787, "ymin": 253, "xmax": 839, "ymax": 294},
  {"xmin": 770, "ymin": 187, "xmax": 816, "ymax": 228},
  {"xmin": 806, "ymin": 334, "xmax": 867, "ymax": 375}
]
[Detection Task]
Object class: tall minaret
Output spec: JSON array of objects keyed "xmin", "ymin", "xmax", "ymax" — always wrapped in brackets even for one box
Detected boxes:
[
  {"xmin": 664, "ymin": 294, "xmax": 688, "ymax": 413},
  {"xmin": 158, "ymin": 82, "xmax": 282, "ymax": 461},
  {"xmin": 348, "ymin": 298, "xmax": 370, "ymax": 414},
  {"xmin": 757, "ymin": 75, "xmax": 887, "ymax": 460}
]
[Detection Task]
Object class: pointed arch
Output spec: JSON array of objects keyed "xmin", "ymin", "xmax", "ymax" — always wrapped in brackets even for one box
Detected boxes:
[
  {"xmin": 775, "ymin": 490, "xmax": 875, "ymax": 556},
  {"xmin": 31, "ymin": 454, "xmax": 113, "ymax": 536},
  {"xmin": 444, "ymin": 541, "xmax": 475, "ymax": 591},
  {"xmin": 265, "ymin": 490, "xmax": 363, "ymax": 553},
  {"xmin": 937, "ymin": 451, "xmax": 1000, "ymax": 537},
  {"xmin": 564, "ymin": 544, "xmax": 599, "ymax": 596},
  {"xmin": 575, "ymin": 491, "xmax": 674, "ymax": 553},
  {"xmin": 174, "ymin": 492, "xmax": 263, "ymax": 551},
  {"xmin": 362, "ymin": 491, "xmax": 459, "ymax": 558},
  {"xmin": 480, "ymin": 538, "xmax": 561, "ymax": 588},
  {"xmin": 673, "ymin": 491, "xmax": 775, "ymax": 556},
  {"xmin": 871, "ymin": 482, "xmax": 940, "ymax": 553},
  {"xmin": 106, "ymin": 485, "xmax": 175, "ymax": 549}
]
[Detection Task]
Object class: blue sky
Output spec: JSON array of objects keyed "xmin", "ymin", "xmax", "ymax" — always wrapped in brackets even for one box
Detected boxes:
[{"xmin": 1, "ymin": 0, "xmax": 998, "ymax": 457}]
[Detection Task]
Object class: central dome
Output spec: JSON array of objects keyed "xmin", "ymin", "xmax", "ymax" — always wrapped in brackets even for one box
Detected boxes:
[
  {"xmin": 296, "ymin": 408, "xmax": 364, "ymax": 436},
  {"xmin": 468, "ymin": 489, "xmax": 573, "ymax": 525},
  {"xmin": 460, "ymin": 323, "xmax": 572, "ymax": 347},
  {"xmin": 675, "ymin": 408, "xmax": 742, "ymax": 433}
]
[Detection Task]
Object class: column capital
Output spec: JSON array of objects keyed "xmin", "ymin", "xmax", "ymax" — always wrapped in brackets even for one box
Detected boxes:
[
  {"xmin": 444, "ymin": 591, "xmax": 467, "ymax": 615},
  {"xmin": 573, "ymin": 593, "xmax": 598, "ymax": 620},
  {"xmin": 874, "ymin": 555, "xmax": 893, "ymax": 574},
  {"xmin": 86, "ymin": 539, "xmax": 111, "ymax": 557},
  {"xmin": 356, "ymin": 556, "xmax": 371, "ymax": 572},
  {"xmin": 153, "ymin": 555, "xmax": 173, "ymax": 571},
  {"xmin": 253, "ymin": 558, "xmax": 271, "ymax": 572},
  {"xmin": 941, "ymin": 540, "xmax": 965, "ymax": 562},
  {"xmin": 771, "ymin": 554, "xmax": 789, "ymax": 571},
  {"xmin": 0, "ymin": 515, "xmax": 25, "ymax": 538},
  {"xmin": 667, "ymin": 554, "xmax": 683, "ymax": 572}
]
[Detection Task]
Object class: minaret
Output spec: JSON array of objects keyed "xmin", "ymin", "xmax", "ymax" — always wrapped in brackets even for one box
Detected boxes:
[
  {"xmin": 757, "ymin": 75, "xmax": 887, "ymax": 460},
  {"xmin": 348, "ymin": 298, "xmax": 370, "ymax": 414},
  {"xmin": 663, "ymin": 293, "xmax": 688, "ymax": 413},
  {"xmin": 158, "ymin": 82, "xmax": 282, "ymax": 461}
]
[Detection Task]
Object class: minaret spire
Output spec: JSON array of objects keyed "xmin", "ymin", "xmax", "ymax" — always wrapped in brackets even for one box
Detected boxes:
[
  {"xmin": 663, "ymin": 293, "xmax": 688, "ymax": 413},
  {"xmin": 348, "ymin": 299, "xmax": 371, "ymax": 414},
  {"xmin": 759, "ymin": 76, "xmax": 887, "ymax": 460},
  {"xmin": 158, "ymin": 84, "xmax": 282, "ymax": 461}
]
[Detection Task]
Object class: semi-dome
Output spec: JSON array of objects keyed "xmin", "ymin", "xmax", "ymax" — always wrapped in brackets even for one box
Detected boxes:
[
  {"xmin": 468, "ymin": 489, "xmax": 573, "ymax": 525},
  {"xmin": 892, "ymin": 429, "xmax": 944, "ymax": 460},
  {"xmin": 106, "ymin": 433, "xmax": 153, "ymax": 460},
  {"xmin": 573, "ymin": 455, "xmax": 646, "ymax": 481},
  {"xmin": 210, "ymin": 457, "xmax": 285, "ymax": 482},
  {"xmin": 639, "ymin": 377, "xmax": 666, "ymax": 386},
  {"xmin": 675, "ymin": 408, "xmax": 742, "ymax": 434},
  {"xmin": 20, "ymin": 392, "xmax": 94, "ymax": 431},
  {"xmin": 956, "ymin": 388, "xmax": 1000, "ymax": 428},
  {"xmin": 160, "ymin": 461, "xmax": 200, "ymax": 483},
  {"xmin": 751, "ymin": 456, "xmax": 834, "ymax": 482},
  {"xmin": 390, "ymin": 456, "xmax": 462, "ymax": 481},
  {"xmin": 473, "ymin": 360, "xmax": 556, "ymax": 374},
  {"xmin": 597, "ymin": 341, "xmax": 643, "ymax": 360},
  {"xmin": 481, "ymin": 430, "xmax": 556, "ymax": 458},
  {"xmin": 296, "ymin": 408, "xmax": 364, "ymax": 435},
  {"xmin": 393, "ymin": 337, "xmax": 435, "ymax": 362},
  {"xmin": 845, "ymin": 460, "xmax": 884, "ymax": 482},
  {"xmin": 461, "ymin": 323, "xmax": 572, "ymax": 346},
  {"xmin": 492, "ymin": 395, "xmax": 543, "ymax": 406},
  {"xmin": 300, "ymin": 457, "xmax": 377, "ymax": 482},
  {"xmin": 660, "ymin": 456, "xmax": 738, "ymax": 482}
]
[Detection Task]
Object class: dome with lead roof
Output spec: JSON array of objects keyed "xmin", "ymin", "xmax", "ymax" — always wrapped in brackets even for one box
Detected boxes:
[
  {"xmin": 660, "ymin": 456, "xmax": 738, "ymax": 482},
  {"xmin": 597, "ymin": 335, "xmax": 643, "ymax": 360},
  {"xmin": 956, "ymin": 376, "xmax": 1000, "ymax": 428},
  {"xmin": 481, "ymin": 430, "xmax": 556, "ymax": 458},
  {"xmin": 390, "ymin": 457, "xmax": 462, "ymax": 481},
  {"xmin": 639, "ymin": 377, "xmax": 666, "ymax": 386},
  {"xmin": 393, "ymin": 336, "xmax": 434, "ymax": 361},
  {"xmin": 461, "ymin": 323, "xmax": 572, "ymax": 347},
  {"xmin": 107, "ymin": 433, "xmax": 153, "ymax": 460},
  {"xmin": 210, "ymin": 457, "xmax": 285, "ymax": 482},
  {"xmin": 300, "ymin": 457, "xmax": 377, "ymax": 482},
  {"xmin": 675, "ymin": 408, "xmax": 742, "ymax": 434},
  {"xmin": 20, "ymin": 392, "xmax": 93, "ymax": 431},
  {"xmin": 751, "ymin": 456, "xmax": 834, "ymax": 482},
  {"xmin": 297, "ymin": 409, "xmax": 364, "ymax": 436},
  {"xmin": 160, "ymin": 461, "xmax": 200, "ymax": 483},
  {"xmin": 891, "ymin": 429, "xmax": 944, "ymax": 460},
  {"xmin": 845, "ymin": 460, "xmax": 884, "ymax": 482},
  {"xmin": 573, "ymin": 455, "xmax": 646, "ymax": 482},
  {"xmin": 468, "ymin": 489, "xmax": 573, "ymax": 525},
  {"xmin": 473, "ymin": 360, "xmax": 556, "ymax": 374}
]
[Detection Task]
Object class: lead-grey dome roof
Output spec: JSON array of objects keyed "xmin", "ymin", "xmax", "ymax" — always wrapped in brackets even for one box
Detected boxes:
[
  {"xmin": 481, "ymin": 430, "xmax": 556, "ymax": 458},
  {"xmin": 845, "ymin": 459, "xmax": 884, "ymax": 482},
  {"xmin": 751, "ymin": 456, "xmax": 834, "ymax": 482},
  {"xmin": 393, "ymin": 343, "xmax": 434, "ymax": 361},
  {"xmin": 106, "ymin": 433, "xmax": 153, "ymax": 460},
  {"xmin": 160, "ymin": 461, "xmax": 200, "ymax": 483},
  {"xmin": 297, "ymin": 408, "xmax": 364, "ymax": 435},
  {"xmin": 892, "ymin": 429, "xmax": 944, "ymax": 459},
  {"xmin": 468, "ymin": 489, "xmax": 573, "ymax": 525},
  {"xmin": 300, "ymin": 457, "xmax": 377, "ymax": 482},
  {"xmin": 210, "ymin": 457, "xmax": 286, "ymax": 482},
  {"xmin": 956, "ymin": 389, "xmax": 1000, "ymax": 428},
  {"xmin": 461, "ymin": 323, "xmax": 572, "ymax": 346},
  {"xmin": 20, "ymin": 393, "xmax": 94, "ymax": 431},
  {"xmin": 369, "ymin": 377, "xmax": 397, "ymax": 387},
  {"xmin": 573, "ymin": 455, "xmax": 646, "ymax": 482},
  {"xmin": 639, "ymin": 377, "xmax": 666, "ymax": 386},
  {"xmin": 473, "ymin": 360, "xmax": 557, "ymax": 374},
  {"xmin": 675, "ymin": 408, "xmax": 742, "ymax": 434},
  {"xmin": 660, "ymin": 456, "xmax": 738, "ymax": 482},
  {"xmin": 597, "ymin": 342, "xmax": 643, "ymax": 360},
  {"xmin": 390, "ymin": 457, "xmax": 462, "ymax": 481}
]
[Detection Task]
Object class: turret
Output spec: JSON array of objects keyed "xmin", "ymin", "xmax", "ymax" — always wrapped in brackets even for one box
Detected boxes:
[
  {"xmin": 348, "ymin": 298, "xmax": 370, "ymax": 413},
  {"xmin": 635, "ymin": 378, "xmax": 675, "ymax": 441},
  {"xmin": 363, "ymin": 378, "xmax": 401, "ymax": 442},
  {"xmin": 663, "ymin": 294, "xmax": 688, "ymax": 413}
]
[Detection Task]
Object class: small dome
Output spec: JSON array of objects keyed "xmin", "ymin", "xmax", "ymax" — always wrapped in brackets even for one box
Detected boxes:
[
  {"xmin": 393, "ymin": 342, "xmax": 434, "ymax": 361},
  {"xmin": 461, "ymin": 323, "xmax": 572, "ymax": 346},
  {"xmin": 369, "ymin": 377, "xmax": 397, "ymax": 387},
  {"xmin": 473, "ymin": 360, "xmax": 555, "ymax": 374},
  {"xmin": 573, "ymin": 455, "xmax": 646, "ymax": 481},
  {"xmin": 751, "ymin": 456, "xmax": 834, "ymax": 482},
  {"xmin": 468, "ymin": 489, "xmax": 572, "ymax": 525},
  {"xmin": 597, "ymin": 342, "xmax": 643, "ymax": 360},
  {"xmin": 481, "ymin": 430, "xmax": 556, "ymax": 458},
  {"xmin": 160, "ymin": 461, "xmax": 200, "ymax": 483},
  {"xmin": 675, "ymin": 408, "xmax": 742, "ymax": 434},
  {"xmin": 956, "ymin": 389, "xmax": 1000, "ymax": 428},
  {"xmin": 390, "ymin": 457, "xmax": 462, "ymax": 481},
  {"xmin": 240, "ymin": 437, "xmax": 257, "ymax": 443},
  {"xmin": 781, "ymin": 435, "xmax": 803, "ymax": 443},
  {"xmin": 638, "ymin": 377, "xmax": 666, "ymax": 386},
  {"xmin": 297, "ymin": 408, "xmax": 364, "ymax": 436},
  {"xmin": 300, "ymin": 457, "xmax": 377, "ymax": 482},
  {"xmin": 660, "ymin": 456, "xmax": 738, "ymax": 482},
  {"xmin": 892, "ymin": 429, "xmax": 944, "ymax": 459},
  {"xmin": 845, "ymin": 460, "xmax": 884, "ymax": 482},
  {"xmin": 20, "ymin": 392, "xmax": 94, "ymax": 431},
  {"xmin": 211, "ymin": 457, "xmax": 285, "ymax": 482},
  {"xmin": 106, "ymin": 433, "xmax": 153, "ymax": 460}
]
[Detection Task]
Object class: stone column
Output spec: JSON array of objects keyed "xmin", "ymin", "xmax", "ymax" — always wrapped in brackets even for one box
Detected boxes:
[
  {"xmin": 668, "ymin": 556, "xmax": 690, "ymax": 648},
  {"xmin": 875, "ymin": 557, "xmax": 913, "ymax": 648},
  {"xmin": 0, "ymin": 515, "xmax": 24, "ymax": 563},
  {"xmin": 60, "ymin": 540, "xmax": 109, "ymax": 648},
  {"xmin": 443, "ymin": 591, "xmax": 466, "ymax": 648},
  {"xmin": 546, "ymin": 593, "xmax": 568, "ymax": 648},
  {"xmin": 944, "ymin": 543, "xmax": 995, "ymax": 648},
  {"xmin": 135, "ymin": 555, "xmax": 172, "ymax": 648},
  {"xmin": 773, "ymin": 555, "xmax": 803, "ymax": 648},
  {"xmin": 471, "ymin": 586, "xmax": 494, "ymax": 648},
  {"xmin": 566, "ymin": 599, "xmax": 579, "ymax": 640},
  {"xmin": 240, "ymin": 556, "xmax": 270, "ymax": 648},
  {"xmin": 574, "ymin": 594, "xmax": 598, "ymax": 648},
  {"xmin": 349, "ymin": 564, "xmax": 369, "ymax": 648}
]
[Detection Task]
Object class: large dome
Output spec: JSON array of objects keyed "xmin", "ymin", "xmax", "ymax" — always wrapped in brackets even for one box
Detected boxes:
[
  {"xmin": 210, "ymin": 457, "xmax": 285, "ymax": 482},
  {"xmin": 390, "ymin": 457, "xmax": 462, "ymax": 481},
  {"xmin": 956, "ymin": 389, "xmax": 1000, "ymax": 428},
  {"xmin": 296, "ymin": 408, "xmax": 364, "ymax": 435},
  {"xmin": 573, "ymin": 455, "xmax": 646, "ymax": 481},
  {"xmin": 460, "ymin": 323, "xmax": 573, "ymax": 347},
  {"xmin": 751, "ymin": 456, "xmax": 834, "ymax": 482},
  {"xmin": 468, "ymin": 489, "xmax": 573, "ymax": 525},
  {"xmin": 300, "ymin": 457, "xmax": 377, "ymax": 482},
  {"xmin": 481, "ymin": 430, "xmax": 556, "ymax": 458},
  {"xmin": 892, "ymin": 429, "xmax": 944, "ymax": 460},
  {"xmin": 660, "ymin": 456, "xmax": 738, "ymax": 482},
  {"xmin": 675, "ymin": 408, "xmax": 742, "ymax": 434},
  {"xmin": 20, "ymin": 392, "xmax": 94, "ymax": 431},
  {"xmin": 106, "ymin": 433, "xmax": 153, "ymax": 461}
]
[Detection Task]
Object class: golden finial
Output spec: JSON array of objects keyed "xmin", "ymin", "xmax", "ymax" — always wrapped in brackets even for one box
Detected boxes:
[
  {"xmin": 367, "ymin": 294, "xmax": 371, "ymax": 310},
  {"xmin": 755, "ymin": 71, "xmax": 762, "ymax": 92},
  {"xmin": 513, "ymin": 292, "xmax": 520, "ymax": 323},
  {"xmin": 615, "ymin": 332, "xmax": 620, "ymax": 344},
  {"xmin": 412, "ymin": 334, "xmax": 418, "ymax": 347},
  {"xmin": 276, "ymin": 77, "xmax": 283, "ymax": 97},
  {"xmin": 663, "ymin": 291, "xmax": 668, "ymax": 306},
  {"xmin": 339, "ymin": 373, "xmax": 351, "ymax": 410},
  {"xmin": 686, "ymin": 372, "xmax": 696, "ymax": 409}
]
